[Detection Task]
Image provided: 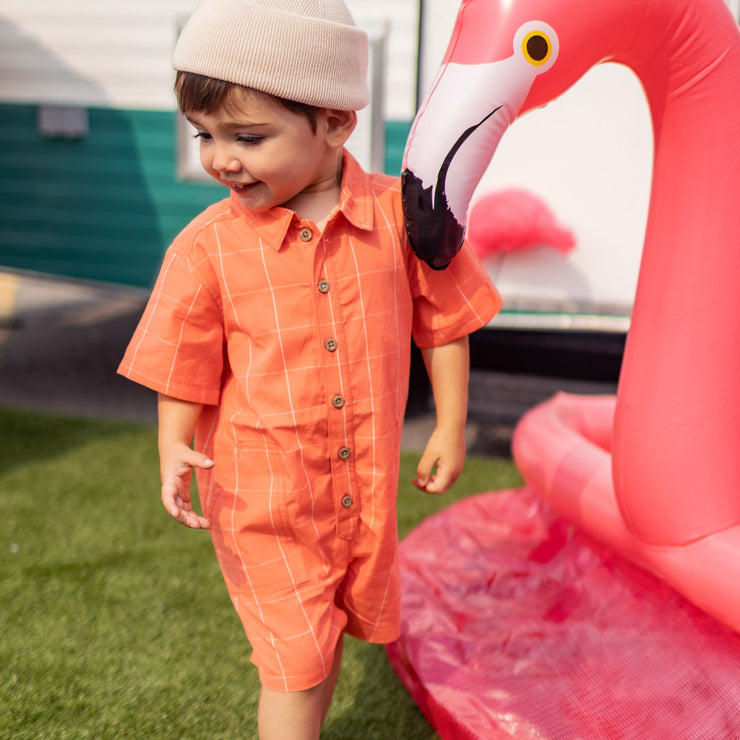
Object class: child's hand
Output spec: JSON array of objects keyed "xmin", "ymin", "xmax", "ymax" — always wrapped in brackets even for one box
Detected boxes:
[
  {"xmin": 160, "ymin": 443, "xmax": 214, "ymax": 529},
  {"xmin": 413, "ymin": 426, "xmax": 466, "ymax": 495}
]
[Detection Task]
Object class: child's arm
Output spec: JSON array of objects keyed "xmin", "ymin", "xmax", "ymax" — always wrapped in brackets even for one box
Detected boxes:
[
  {"xmin": 157, "ymin": 393, "xmax": 214, "ymax": 529},
  {"xmin": 414, "ymin": 335, "xmax": 470, "ymax": 495}
]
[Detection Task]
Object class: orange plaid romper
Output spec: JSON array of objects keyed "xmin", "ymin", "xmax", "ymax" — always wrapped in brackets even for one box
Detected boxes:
[{"xmin": 119, "ymin": 152, "xmax": 501, "ymax": 691}]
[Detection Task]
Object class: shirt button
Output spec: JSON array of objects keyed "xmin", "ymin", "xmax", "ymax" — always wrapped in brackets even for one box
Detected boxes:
[
  {"xmin": 299, "ymin": 227, "xmax": 313, "ymax": 242},
  {"xmin": 338, "ymin": 446, "xmax": 351, "ymax": 460},
  {"xmin": 317, "ymin": 279, "xmax": 330, "ymax": 294},
  {"xmin": 341, "ymin": 495, "xmax": 353, "ymax": 508},
  {"xmin": 332, "ymin": 394, "xmax": 345, "ymax": 409},
  {"xmin": 324, "ymin": 338, "xmax": 338, "ymax": 352}
]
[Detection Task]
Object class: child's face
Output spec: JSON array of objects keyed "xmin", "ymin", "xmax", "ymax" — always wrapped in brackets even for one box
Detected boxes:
[{"xmin": 186, "ymin": 88, "xmax": 340, "ymax": 214}]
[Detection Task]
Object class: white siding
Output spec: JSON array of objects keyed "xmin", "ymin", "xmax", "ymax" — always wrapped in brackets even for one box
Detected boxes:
[
  {"xmin": 0, "ymin": 0, "xmax": 418, "ymax": 118},
  {"xmin": 0, "ymin": 0, "xmax": 197, "ymax": 108},
  {"xmin": 350, "ymin": 0, "xmax": 419, "ymax": 119}
]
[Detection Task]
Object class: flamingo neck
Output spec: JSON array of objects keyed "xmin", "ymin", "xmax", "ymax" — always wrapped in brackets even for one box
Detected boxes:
[{"xmin": 611, "ymin": 0, "xmax": 740, "ymax": 544}]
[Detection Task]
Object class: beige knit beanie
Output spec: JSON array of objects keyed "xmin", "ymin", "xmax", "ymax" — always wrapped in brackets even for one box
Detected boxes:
[{"xmin": 173, "ymin": 0, "xmax": 369, "ymax": 110}]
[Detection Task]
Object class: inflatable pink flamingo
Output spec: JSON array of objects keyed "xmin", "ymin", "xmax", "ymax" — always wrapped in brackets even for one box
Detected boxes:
[{"xmin": 403, "ymin": 0, "xmax": 740, "ymax": 633}]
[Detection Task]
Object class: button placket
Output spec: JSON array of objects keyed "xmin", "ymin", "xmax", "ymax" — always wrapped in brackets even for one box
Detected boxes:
[{"xmin": 312, "ymin": 251, "xmax": 357, "ymax": 540}]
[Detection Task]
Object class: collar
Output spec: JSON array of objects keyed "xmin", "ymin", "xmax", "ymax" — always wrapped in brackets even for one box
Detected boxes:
[{"xmin": 228, "ymin": 150, "xmax": 375, "ymax": 251}]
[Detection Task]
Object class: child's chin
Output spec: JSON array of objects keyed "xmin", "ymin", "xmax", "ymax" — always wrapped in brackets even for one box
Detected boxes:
[{"xmin": 233, "ymin": 189, "xmax": 276, "ymax": 212}]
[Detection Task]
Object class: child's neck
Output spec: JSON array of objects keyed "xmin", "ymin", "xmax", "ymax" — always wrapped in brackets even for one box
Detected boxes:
[
  {"xmin": 285, "ymin": 154, "xmax": 343, "ymax": 232},
  {"xmin": 291, "ymin": 186, "xmax": 341, "ymax": 231}
]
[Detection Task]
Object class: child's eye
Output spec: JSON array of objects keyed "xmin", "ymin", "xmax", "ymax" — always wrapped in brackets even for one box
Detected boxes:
[
  {"xmin": 193, "ymin": 131, "xmax": 212, "ymax": 141},
  {"xmin": 237, "ymin": 135, "xmax": 263, "ymax": 146}
]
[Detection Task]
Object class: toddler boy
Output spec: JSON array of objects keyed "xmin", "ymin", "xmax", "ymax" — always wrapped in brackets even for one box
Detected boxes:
[{"xmin": 119, "ymin": 0, "xmax": 501, "ymax": 736}]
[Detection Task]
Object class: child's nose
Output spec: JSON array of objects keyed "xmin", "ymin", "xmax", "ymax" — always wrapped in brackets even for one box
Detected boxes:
[{"xmin": 212, "ymin": 145, "xmax": 241, "ymax": 173}]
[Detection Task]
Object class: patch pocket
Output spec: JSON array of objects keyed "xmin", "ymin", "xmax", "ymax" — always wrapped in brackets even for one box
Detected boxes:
[{"xmin": 208, "ymin": 441, "xmax": 309, "ymax": 597}]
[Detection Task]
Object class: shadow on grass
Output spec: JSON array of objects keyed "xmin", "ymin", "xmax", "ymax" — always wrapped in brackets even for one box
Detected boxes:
[
  {"xmin": 0, "ymin": 406, "xmax": 145, "ymax": 475},
  {"xmin": 323, "ymin": 638, "xmax": 438, "ymax": 740}
]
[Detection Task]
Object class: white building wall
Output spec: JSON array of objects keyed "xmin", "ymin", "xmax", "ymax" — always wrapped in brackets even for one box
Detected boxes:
[
  {"xmin": 0, "ymin": 0, "xmax": 196, "ymax": 108},
  {"xmin": 0, "ymin": 0, "xmax": 418, "ymax": 119}
]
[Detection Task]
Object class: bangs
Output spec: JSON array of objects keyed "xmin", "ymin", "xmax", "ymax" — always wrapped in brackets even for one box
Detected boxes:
[
  {"xmin": 174, "ymin": 71, "xmax": 319, "ymax": 132},
  {"xmin": 175, "ymin": 72, "xmax": 242, "ymax": 115}
]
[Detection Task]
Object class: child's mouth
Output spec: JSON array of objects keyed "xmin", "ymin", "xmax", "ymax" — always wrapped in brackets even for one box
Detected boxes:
[{"xmin": 226, "ymin": 182, "xmax": 255, "ymax": 194}]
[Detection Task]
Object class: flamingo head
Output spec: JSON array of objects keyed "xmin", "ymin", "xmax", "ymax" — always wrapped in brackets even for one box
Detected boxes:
[
  {"xmin": 402, "ymin": 0, "xmax": 574, "ymax": 269},
  {"xmin": 402, "ymin": 0, "xmax": 650, "ymax": 269}
]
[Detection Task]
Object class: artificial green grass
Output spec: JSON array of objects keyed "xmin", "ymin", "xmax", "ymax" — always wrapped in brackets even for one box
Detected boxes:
[{"xmin": 0, "ymin": 407, "xmax": 522, "ymax": 738}]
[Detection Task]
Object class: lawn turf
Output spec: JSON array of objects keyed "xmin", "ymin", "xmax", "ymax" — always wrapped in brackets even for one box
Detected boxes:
[{"xmin": 0, "ymin": 407, "xmax": 522, "ymax": 738}]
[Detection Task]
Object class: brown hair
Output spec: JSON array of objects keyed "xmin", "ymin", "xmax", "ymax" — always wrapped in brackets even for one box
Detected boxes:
[{"xmin": 175, "ymin": 71, "xmax": 319, "ymax": 132}]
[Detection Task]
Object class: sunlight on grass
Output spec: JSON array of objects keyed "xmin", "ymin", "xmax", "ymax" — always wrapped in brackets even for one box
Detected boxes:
[{"xmin": 1, "ymin": 407, "xmax": 522, "ymax": 738}]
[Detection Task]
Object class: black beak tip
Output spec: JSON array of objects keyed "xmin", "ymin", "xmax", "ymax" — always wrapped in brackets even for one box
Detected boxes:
[{"xmin": 402, "ymin": 169, "xmax": 465, "ymax": 270}]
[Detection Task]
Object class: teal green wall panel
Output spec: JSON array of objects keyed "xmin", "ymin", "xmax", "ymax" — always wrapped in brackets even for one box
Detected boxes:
[
  {"xmin": 384, "ymin": 120, "xmax": 412, "ymax": 176},
  {"xmin": 0, "ymin": 103, "xmax": 411, "ymax": 288},
  {"xmin": 0, "ymin": 104, "xmax": 217, "ymax": 288}
]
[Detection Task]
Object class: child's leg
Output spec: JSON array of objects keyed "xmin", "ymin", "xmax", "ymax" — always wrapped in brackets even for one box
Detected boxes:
[
  {"xmin": 321, "ymin": 633, "xmax": 344, "ymax": 723},
  {"xmin": 257, "ymin": 635, "xmax": 344, "ymax": 740},
  {"xmin": 257, "ymin": 683, "xmax": 323, "ymax": 740}
]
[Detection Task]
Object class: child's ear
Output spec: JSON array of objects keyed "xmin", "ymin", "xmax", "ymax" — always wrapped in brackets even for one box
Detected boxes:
[{"xmin": 324, "ymin": 109, "xmax": 357, "ymax": 149}]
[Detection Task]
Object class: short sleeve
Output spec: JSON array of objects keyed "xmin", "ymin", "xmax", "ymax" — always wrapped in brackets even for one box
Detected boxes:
[
  {"xmin": 407, "ymin": 240, "xmax": 503, "ymax": 348},
  {"xmin": 118, "ymin": 244, "xmax": 224, "ymax": 405}
]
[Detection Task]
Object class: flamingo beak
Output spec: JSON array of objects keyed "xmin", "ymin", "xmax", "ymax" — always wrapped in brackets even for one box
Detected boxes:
[
  {"xmin": 401, "ymin": 168, "xmax": 462, "ymax": 271},
  {"xmin": 402, "ymin": 107, "xmax": 502, "ymax": 270},
  {"xmin": 401, "ymin": 60, "xmax": 519, "ymax": 271}
]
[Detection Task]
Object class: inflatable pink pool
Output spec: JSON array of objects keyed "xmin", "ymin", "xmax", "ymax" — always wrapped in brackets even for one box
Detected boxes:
[{"xmin": 387, "ymin": 486, "xmax": 740, "ymax": 738}]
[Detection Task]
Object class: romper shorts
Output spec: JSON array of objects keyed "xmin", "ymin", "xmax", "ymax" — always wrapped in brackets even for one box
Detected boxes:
[{"xmin": 203, "ymin": 440, "xmax": 401, "ymax": 693}]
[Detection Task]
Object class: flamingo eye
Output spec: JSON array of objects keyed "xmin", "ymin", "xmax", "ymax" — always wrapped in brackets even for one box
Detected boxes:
[
  {"xmin": 514, "ymin": 22, "xmax": 558, "ymax": 72},
  {"xmin": 522, "ymin": 30, "xmax": 552, "ymax": 65}
]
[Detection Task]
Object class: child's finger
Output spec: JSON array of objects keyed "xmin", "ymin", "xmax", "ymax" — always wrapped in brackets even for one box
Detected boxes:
[
  {"xmin": 178, "ymin": 509, "xmax": 211, "ymax": 529},
  {"xmin": 186, "ymin": 450, "xmax": 214, "ymax": 470},
  {"xmin": 415, "ymin": 450, "xmax": 438, "ymax": 490},
  {"xmin": 424, "ymin": 469, "xmax": 453, "ymax": 495}
]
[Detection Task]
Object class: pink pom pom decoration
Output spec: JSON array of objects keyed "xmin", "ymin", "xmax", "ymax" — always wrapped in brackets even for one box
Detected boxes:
[{"xmin": 466, "ymin": 188, "xmax": 576, "ymax": 258}]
